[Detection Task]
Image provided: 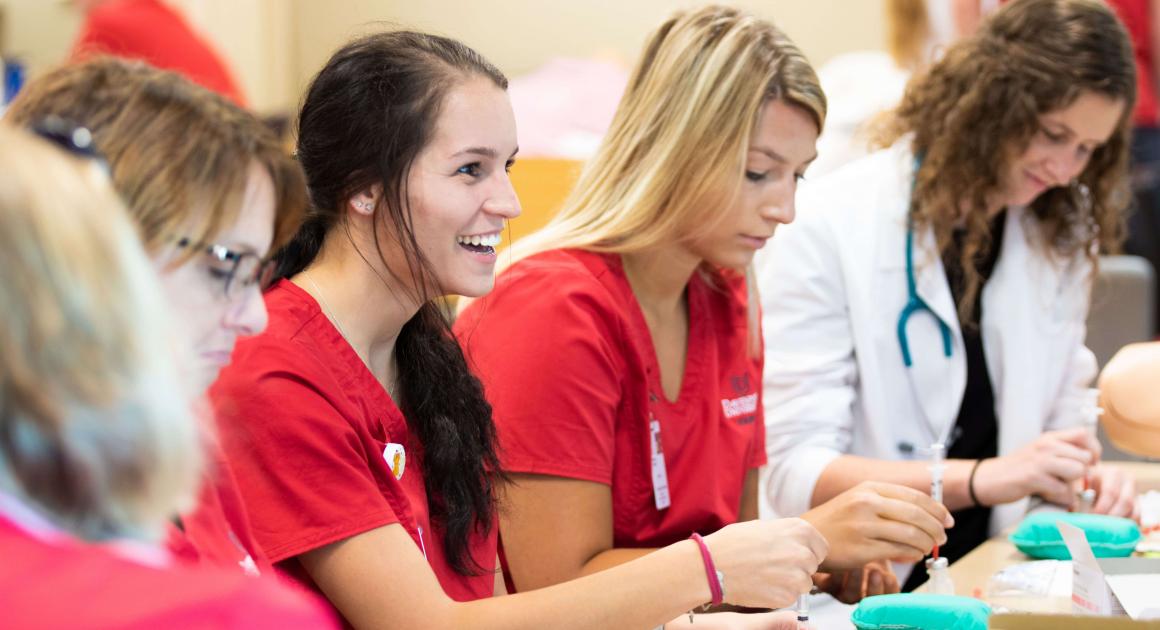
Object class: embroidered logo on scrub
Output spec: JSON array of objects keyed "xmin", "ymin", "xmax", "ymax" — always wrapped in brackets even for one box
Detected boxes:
[
  {"xmin": 720, "ymin": 393, "xmax": 757, "ymax": 419},
  {"xmin": 383, "ymin": 443, "xmax": 406, "ymax": 480},
  {"xmin": 722, "ymin": 372, "xmax": 757, "ymax": 425}
]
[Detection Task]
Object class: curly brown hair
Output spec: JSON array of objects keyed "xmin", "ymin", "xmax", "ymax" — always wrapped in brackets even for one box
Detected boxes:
[{"xmin": 876, "ymin": 0, "xmax": 1136, "ymax": 323}]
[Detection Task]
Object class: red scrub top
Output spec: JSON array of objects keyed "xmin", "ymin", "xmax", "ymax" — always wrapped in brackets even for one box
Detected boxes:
[
  {"xmin": 166, "ymin": 446, "xmax": 270, "ymax": 576},
  {"xmin": 1107, "ymin": 0, "xmax": 1159, "ymax": 127},
  {"xmin": 456, "ymin": 249, "xmax": 766, "ymax": 553},
  {"xmin": 210, "ymin": 280, "xmax": 497, "ymax": 610},
  {"xmin": 0, "ymin": 503, "xmax": 336, "ymax": 628},
  {"xmin": 71, "ymin": 0, "xmax": 247, "ymax": 106}
]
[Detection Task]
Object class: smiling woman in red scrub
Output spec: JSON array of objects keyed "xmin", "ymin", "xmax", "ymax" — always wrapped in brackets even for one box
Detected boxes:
[
  {"xmin": 211, "ymin": 28, "xmax": 847, "ymax": 630},
  {"xmin": 456, "ymin": 5, "xmax": 950, "ymax": 603}
]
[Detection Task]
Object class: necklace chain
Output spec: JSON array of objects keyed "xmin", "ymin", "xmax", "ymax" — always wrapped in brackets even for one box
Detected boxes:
[
  {"xmin": 302, "ymin": 271, "xmax": 398, "ymax": 400},
  {"xmin": 304, "ymin": 271, "xmax": 349, "ymax": 340}
]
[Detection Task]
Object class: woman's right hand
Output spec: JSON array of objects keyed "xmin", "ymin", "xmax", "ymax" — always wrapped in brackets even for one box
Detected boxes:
[
  {"xmin": 703, "ymin": 517, "xmax": 827, "ymax": 609},
  {"xmin": 974, "ymin": 427, "xmax": 1100, "ymax": 507},
  {"xmin": 801, "ymin": 481, "xmax": 951, "ymax": 570}
]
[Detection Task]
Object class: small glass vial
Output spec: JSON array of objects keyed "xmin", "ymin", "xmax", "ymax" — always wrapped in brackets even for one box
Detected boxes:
[
  {"xmin": 925, "ymin": 557, "xmax": 955, "ymax": 595},
  {"xmin": 1077, "ymin": 487, "xmax": 1097, "ymax": 513}
]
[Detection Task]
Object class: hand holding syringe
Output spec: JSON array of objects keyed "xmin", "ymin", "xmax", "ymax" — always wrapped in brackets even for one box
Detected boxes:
[
  {"xmin": 928, "ymin": 443, "xmax": 945, "ymax": 559},
  {"xmin": 1077, "ymin": 388, "xmax": 1103, "ymax": 513},
  {"xmin": 924, "ymin": 442, "xmax": 954, "ymax": 594}
]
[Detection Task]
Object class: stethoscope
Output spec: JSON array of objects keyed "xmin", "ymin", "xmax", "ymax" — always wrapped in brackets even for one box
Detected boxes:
[
  {"xmin": 895, "ymin": 157, "xmax": 957, "ymax": 459},
  {"xmin": 896, "ymin": 157, "xmax": 954, "ymax": 368}
]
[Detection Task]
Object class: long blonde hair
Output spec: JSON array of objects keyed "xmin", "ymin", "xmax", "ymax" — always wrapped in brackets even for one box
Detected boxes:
[
  {"xmin": 0, "ymin": 125, "xmax": 200, "ymax": 542},
  {"xmin": 504, "ymin": 6, "xmax": 824, "ymax": 356},
  {"xmin": 508, "ymin": 5, "xmax": 825, "ymax": 265},
  {"xmin": 886, "ymin": 0, "xmax": 931, "ymax": 70},
  {"xmin": 510, "ymin": 4, "xmax": 825, "ymax": 263}
]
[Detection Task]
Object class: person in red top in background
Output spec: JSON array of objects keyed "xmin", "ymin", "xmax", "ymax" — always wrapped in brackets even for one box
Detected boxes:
[
  {"xmin": 70, "ymin": 0, "xmax": 247, "ymax": 106},
  {"xmin": 1104, "ymin": 0, "xmax": 1160, "ymax": 334},
  {"xmin": 456, "ymin": 5, "xmax": 952, "ymax": 607},
  {"xmin": 6, "ymin": 58, "xmax": 307, "ymax": 576},
  {"xmin": 0, "ymin": 123, "xmax": 334, "ymax": 629},
  {"xmin": 211, "ymin": 28, "xmax": 844, "ymax": 630}
]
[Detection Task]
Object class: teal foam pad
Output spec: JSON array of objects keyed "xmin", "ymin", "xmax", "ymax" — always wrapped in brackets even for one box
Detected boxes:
[
  {"xmin": 850, "ymin": 593, "xmax": 991, "ymax": 630},
  {"xmin": 1009, "ymin": 512, "xmax": 1141, "ymax": 560}
]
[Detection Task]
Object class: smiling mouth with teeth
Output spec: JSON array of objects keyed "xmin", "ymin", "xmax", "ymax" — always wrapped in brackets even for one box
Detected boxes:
[{"xmin": 456, "ymin": 232, "xmax": 501, "ymax": 254}]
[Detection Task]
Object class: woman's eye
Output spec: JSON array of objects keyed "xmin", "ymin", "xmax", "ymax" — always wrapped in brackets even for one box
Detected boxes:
[
  {"xmin": 745, "ymin": 170, "xmax": 768, "ymax": 182},
  {"xmin": 794, "ymin": 172, "xmax": 807, "ymax": 183},
  {"xmin": 457, "ymin": 163, "xmax": 482, "ymax": 177},
  {"xmin": 505, "ymin": 160, "xmax": 515, "ymax": 174},
  {"xmin": 1042, "ymin": 129, "xmax": 1066, "ymax": 143},
  {"xmin": 207, "ymin": 266, "xmax": 231, "ymax": 281}
]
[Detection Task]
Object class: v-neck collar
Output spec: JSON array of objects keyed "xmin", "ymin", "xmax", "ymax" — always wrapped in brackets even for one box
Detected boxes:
[
  {"xmin": 604, "ymin": 254, "xmax": 709, "ymax": 408},
  {"xmin": 278, "ymin": 280, "xmax": 406, "ymax": 433}
]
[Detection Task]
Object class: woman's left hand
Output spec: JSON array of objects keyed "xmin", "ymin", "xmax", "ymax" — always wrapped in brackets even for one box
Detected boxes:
[
  {"xmin": 813, "ymin": 560, "xmax": 899, "ymax": 604},
  {"xmin": 1089, "ymin": 464, "xmax": 1138, "ymax": 519}
]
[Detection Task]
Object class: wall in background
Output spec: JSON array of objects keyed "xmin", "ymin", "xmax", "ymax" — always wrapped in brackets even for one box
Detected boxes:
[
  {"xmin": 0, "ymin": 0, "xmax": 292, "ymax": 113},
  {"xmin": 0, "ymin": 0, "xmax": 80, "ymax": 78},
  {"xmin": 1, "ymin": 0, "xmax": 886, "ymax": 114},
  {"xmin": 290, "ymin": 0, "xmax": 885, "ymax": 96},
  {"xmin": 174, "ymin": 0, "xmax": 294, "ymax": 112}
]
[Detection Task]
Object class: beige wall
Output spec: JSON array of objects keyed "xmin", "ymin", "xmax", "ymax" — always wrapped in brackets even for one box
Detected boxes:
[
  {"xmin": 291, "ymin": 1, "xmax": 885, "ymax": 97},
  {"xmin": 0, "ymin": 0, "xmax": 81, "ymax": 78},
  {"xmin": 174, "ymin": 0, "xmax": 295, "ymax": 113},
  {"xmin": 2, "ymin": 1, "xmax": 886, "ymax": 113}
]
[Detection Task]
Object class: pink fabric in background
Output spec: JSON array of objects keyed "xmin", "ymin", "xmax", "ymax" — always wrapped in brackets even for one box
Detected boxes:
[{"xmin": 508, "ymin": 57, "xmax": 628, "ymax": 159}]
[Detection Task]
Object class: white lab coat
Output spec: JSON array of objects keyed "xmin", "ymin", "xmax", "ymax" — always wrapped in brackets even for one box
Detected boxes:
[{"xmin": 757, "ymin": 142, "xmax": 1097, "ymax": 541}]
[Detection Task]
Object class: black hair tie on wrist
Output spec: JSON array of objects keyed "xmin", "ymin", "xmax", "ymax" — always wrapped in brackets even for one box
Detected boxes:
[{"xmin": 968, "ymin": 458, "xmax": 987, "ymax": 507}]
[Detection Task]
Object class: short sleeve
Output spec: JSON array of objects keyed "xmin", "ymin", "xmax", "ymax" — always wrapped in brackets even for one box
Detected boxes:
[
  {"xmin": 457, "ymin": 261, "xmax": 625, "ymax": 485},
  {"xmin": 728, "ymin": 272, "xmax": 767, "ymax": 471},
  {"xmin": 747, "ymin": 385, "xmax": 768, "ymax": 469},
  {"xmin": 210, "ymin": 341, "xmax": 399, "ymax": 563}
]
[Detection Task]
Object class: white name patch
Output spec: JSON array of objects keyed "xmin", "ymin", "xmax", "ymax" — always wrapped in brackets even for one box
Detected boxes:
[{"xmin": 721, "ymin": 393, "xmax": 758, "ymax": 418}]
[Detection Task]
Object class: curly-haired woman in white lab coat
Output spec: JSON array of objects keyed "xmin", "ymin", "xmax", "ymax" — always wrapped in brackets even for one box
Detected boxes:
[{"xmin": 759, "ymin": 0, "xmax": 1140, "ymax": 590}]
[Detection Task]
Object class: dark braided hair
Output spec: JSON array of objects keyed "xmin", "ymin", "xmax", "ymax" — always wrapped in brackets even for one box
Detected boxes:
[{"xmin": 277, "ymin": 31, "xmax": 506, "ymax": 574}]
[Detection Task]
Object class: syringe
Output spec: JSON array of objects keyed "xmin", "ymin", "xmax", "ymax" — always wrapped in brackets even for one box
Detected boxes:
[
  {"xmin": 796, "ymin": 593, "xmax": 809, "ymax": 627},
  {"xmin": 1078, "ymin": 388, "xmax": 1102, "ymax": 512},
  {"xmin": 929, "ymin": 442, "xmax": 946, "ymax": 559}
]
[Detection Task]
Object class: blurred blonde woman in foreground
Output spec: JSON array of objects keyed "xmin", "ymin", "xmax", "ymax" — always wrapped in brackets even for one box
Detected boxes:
[{"xmin": 0, "ymin": 123, "xmax": 333, "ymax": 628}]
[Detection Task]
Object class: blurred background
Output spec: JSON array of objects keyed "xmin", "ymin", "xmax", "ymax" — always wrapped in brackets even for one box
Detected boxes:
[
  {"xmin": 0, "ymin": 0, "xmax": 884, "ymax": 115},
  {"xmin": 2, "ymin": 1, "xmax": 1156, "ymax": 462}
]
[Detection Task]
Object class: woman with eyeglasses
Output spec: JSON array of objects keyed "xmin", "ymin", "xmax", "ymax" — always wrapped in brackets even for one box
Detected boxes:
[
  {"xmin": 209, "ymin": 28, "xmax": 835, "ymax": 630},
  {"xmin": 0, "ymin": 123, "xmax": 334, "ymax": 628},
  {"xmin": 6, "ymin": 57, "xmax": 306, "ymax": 577},
  {"xmin": 758, "ymin": 0, "xmax": 1139, "ymax": 590}
]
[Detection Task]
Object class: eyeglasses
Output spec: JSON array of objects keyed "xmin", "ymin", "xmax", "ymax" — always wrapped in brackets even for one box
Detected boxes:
[
  {"xmin": 175, "ymin": 238, "xmax": 277, "ymax": 301},
  {"xmin": 29, "ymin": 116, "xmax": 110, "ymax": 173}
]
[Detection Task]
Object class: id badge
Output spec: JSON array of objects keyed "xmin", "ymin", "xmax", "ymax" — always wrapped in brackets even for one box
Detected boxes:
[{"xmin": 649, "ymin": 418, "xmax": 671, "ymax": 510}]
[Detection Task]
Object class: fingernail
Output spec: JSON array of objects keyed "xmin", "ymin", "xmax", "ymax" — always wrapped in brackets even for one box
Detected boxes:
[{"xmin": 944, "ymin": 514, "xmax": 955, "ymax": 528}]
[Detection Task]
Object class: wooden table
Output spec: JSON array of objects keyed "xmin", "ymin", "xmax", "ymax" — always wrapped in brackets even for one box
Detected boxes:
[{"xmin": 914, "ymin": 462, "xmax": 1160, "ymax": 614}]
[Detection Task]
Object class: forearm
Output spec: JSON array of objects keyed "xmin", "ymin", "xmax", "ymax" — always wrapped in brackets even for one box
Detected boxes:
[
  {"xmin": 579, "ymin": 546, "xmax": 658, "ymax": 577},
  {"xmin": 447, "ymin": 540, "xmax": 711, "ymax": 630},
  {"xmin": 814, "ymin": 455, "xmax": 977, "ymax": 511},
  {"xmin": 583, "ymin": 546, "xmax": 765, "ymax": 615}
]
